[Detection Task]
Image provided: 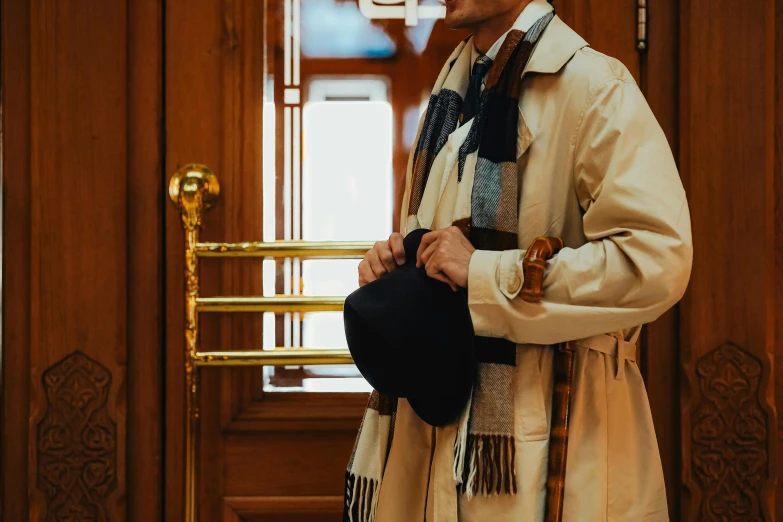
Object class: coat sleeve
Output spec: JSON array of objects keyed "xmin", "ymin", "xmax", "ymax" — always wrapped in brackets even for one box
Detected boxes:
[{"xmin": 466, "ymin": 77, "xmax": 693, "ymax": 345}]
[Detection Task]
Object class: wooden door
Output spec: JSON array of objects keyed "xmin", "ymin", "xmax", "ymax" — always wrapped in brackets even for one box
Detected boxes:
[
  {"xmin": 162, "ymin": 2, "xmax": 656, "ymax": 522},
  {"xmin": 2, "ymin": 0, "xmax": 165, "ymax": 520},
  {"xmin": 164, "ymin": 2, "xmax": 468, "ymax": 520},
  {"xmin": 4, "ymin": 0, "xmax": 781, "ymax": 521}
]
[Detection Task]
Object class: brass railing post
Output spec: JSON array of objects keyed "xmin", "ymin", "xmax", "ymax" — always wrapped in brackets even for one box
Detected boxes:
[
  {"xmin": 169, "ymin": 164, "xmax": 220, "ymax": 522},
  {"xmin": 168, "ymin": 163, "xmax": 372, "ymax": 521}
]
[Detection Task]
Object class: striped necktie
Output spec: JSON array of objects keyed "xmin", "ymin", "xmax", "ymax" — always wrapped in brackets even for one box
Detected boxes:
[{"xmin": 460, "ymin": 54, "xmax": 493, "ymax": 127}]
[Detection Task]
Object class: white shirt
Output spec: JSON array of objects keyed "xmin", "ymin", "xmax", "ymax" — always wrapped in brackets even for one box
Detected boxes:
[{"xmin": 470, "ymin": 0, "xmax": 554, "ymax": 69}]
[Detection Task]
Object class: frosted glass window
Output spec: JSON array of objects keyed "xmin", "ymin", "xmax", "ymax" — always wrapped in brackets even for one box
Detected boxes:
[
  {"xmin": 261, "ymin": 0, "xmax": 466, "ymax": 392},
  {"xmin": 263, "ymin": 102, "xmax": 277, "ymax": 352},
  {"xmin": 263, "ymin": 101, "xmax": 276, "ymax": 244},
  {"xmin": 302, "ymin": 101, "xmax": 393, "ymax": 241},
  {"xmin": 298, "ymin": 92, "xmax": 393, "ymax": 392}
]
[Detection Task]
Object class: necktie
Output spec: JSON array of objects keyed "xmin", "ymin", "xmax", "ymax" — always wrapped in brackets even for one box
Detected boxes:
[{"xmin": 460, "ymin": 54, "xmax": 493, "ymax": 127}]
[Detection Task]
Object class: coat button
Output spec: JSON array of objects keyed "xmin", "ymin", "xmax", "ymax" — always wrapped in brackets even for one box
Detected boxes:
[{"xmin": 509, "ymin": 274, "xmax": 522, "ymax": 292}]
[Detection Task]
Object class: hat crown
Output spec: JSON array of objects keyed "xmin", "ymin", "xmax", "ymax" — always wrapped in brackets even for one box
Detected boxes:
[
  {"xmin": 403, "ymin": 229, "xmax": 430, "ymax": 264},
  {"xmin": 343, "ymin": 228, "xmax": 476, "ymax": 427}
]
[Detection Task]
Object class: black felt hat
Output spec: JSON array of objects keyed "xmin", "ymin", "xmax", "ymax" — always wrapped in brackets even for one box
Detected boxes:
[{"xmin": 343, "ymin": 228, "xmax": 476, "ymax": 427}]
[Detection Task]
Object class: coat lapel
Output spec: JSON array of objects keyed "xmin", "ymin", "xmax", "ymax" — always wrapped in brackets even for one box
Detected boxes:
[
  {"xmin": 523, "ymin": 15, "xmax": 589, "ymax": 77},
  {"xmin": 409, "ymin": 15, "xmax": 586, "ymax": 234}
]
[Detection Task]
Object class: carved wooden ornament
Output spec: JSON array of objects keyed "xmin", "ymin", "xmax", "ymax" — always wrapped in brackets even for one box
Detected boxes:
[
  {"xmin": 691, "ymin": 344, "xmax": 769, "ymax": 521},
  {"xmin": 37, "ymin": 351, "xmax": 117, "ymax": 522}
]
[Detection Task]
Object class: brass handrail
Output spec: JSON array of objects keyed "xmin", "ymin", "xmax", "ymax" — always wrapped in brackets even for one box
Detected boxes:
[
  {"xmin": 169, "ymin": 164, "xmax": 369, "ymax": 522},
  {"xmin": 196, "ymin": 349, "xmax": 354, "ymax": 367},
  {"xmin": 196, "ymin": 295, "xmax": 346, "ymax": 313},
  {"xmin": 195, "ymin": 240, "xmax": 374, "ymax": 258}
]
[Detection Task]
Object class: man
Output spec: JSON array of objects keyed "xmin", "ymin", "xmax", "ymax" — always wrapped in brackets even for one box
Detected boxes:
[{"xmin": 350, "ymin": 0, "xmax": 692, "ymax": 520}]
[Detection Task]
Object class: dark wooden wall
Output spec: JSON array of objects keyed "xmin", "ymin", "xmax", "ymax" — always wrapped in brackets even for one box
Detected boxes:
[
  {"xmin": 1, "ymin": 0, "xmax": 164, "ymax": 520},
  {"xmin": 776, "ymin": 3, "xmax": 783, "ymax": 519},
  {"xmin": 2, "ymin": 0, "xmax": 783, "ymax": 520},
  {"xmin": 559, "ymin": 4, "xmax": 682, "ymax": 516},
  {"xmin": 678, "ymin": 1, "xmax": 779, "ymax": 520},
  {"xmin": 639, "ymin": 0, "xmax": 683, "ymax": 514}
]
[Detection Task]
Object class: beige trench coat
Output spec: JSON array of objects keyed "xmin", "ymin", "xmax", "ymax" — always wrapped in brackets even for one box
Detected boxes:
[{"xmin": 375, "ymin": 15, "xmax": 693, "ymax": 522}]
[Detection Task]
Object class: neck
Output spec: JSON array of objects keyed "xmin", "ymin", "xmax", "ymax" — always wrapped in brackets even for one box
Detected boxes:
[{"xmin": 473, "ymin": 0, "xmax": 533, "ymax": 54}]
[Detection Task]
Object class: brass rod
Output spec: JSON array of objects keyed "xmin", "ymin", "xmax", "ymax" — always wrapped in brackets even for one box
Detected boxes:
[
  {"xmin": 195, "ymin": 241, "xmax": 374, "ymax": 258},
  {"xmin": 196, "ymin": 295, "xmax": 346, "ymax": 312},
  {"xmin": 195, "ymin": 349, "xmax": 354, "ymax": 366},
  {"xmin": 170, "ymin": 164, "xmax": 219, "ymax": 522}
]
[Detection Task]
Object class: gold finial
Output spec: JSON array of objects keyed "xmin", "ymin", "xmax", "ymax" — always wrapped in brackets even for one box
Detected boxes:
[{"xmin": 169, "ymin": 163, "xmax": 220, "ymax": 230}]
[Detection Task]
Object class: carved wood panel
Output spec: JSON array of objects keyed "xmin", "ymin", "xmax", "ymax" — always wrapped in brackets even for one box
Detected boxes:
[
  {"xmin": 678, "ymin": 0, "xmax": 778, "ymax": 520},
  {"xmin": 37, "ymin": 352, "xmax": 117, "ymax": 522},
  {"xmin": 691, "ymin": 344, "xmax": 769, "ymax": 521},
  {"xmin": 2, "ymin": 0, "xmax": 165, "ymax": 519}
]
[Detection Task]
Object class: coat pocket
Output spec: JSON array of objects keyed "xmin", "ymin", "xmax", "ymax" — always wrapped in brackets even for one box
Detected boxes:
[{"xmin": 515, "ymin": 345, "xmax": 549, "ymax": 441}]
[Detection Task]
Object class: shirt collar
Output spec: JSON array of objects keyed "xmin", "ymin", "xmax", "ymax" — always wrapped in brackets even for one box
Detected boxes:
[
  {"xmin": 471, "ymin": 0, "xmax": 554, "ymax": 65},
  {"xmin": 468, "ymin": 11, "xmax": 588, "ymax": 78}
]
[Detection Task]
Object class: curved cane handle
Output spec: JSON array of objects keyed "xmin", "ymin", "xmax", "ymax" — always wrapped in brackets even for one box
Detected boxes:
[{"xmin": 520, "ymin": 236, "xmax": 564, "ymax": 303}]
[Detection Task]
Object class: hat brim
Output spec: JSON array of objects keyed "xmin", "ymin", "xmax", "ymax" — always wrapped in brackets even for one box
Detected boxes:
[
  {"xmin": 343, "ymin": 228, "xmax": 476, "ymax": 426},
  {"xmin": 407, "ymin": 353, "xmax": 475, "ymax": 427}
]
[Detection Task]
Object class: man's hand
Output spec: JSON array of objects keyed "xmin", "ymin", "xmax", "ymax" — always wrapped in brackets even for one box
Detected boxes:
[
  {"xmin": 416, "ymin": 226, "xmax": 476, "ymax": 291},
  {"xmin": 358, "ymin": 232, "xmax": 406, "ymax": 287}
]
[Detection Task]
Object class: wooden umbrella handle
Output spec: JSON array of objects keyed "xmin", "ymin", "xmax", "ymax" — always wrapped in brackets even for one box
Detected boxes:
[
  {"xmin": 520, "ymin": 236, "xmax": 564, "ymax": 303},
  {"xmin": 544, "ymin": 343, "xmax": 575, "ymax": 522},
  {"xmin": 519, "ymin": 236, "xmax": 573, "ymax": 522}
]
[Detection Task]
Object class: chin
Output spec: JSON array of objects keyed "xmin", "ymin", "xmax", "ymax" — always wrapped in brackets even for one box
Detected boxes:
[
  {"xmin": 444, "ymin": 10, "xmax": 473, "ymax": 30},
  {"xmin": 444, "ymin": 17, "xmax": 463, "ymax": 29},
  {"xmin": 444, "ymin": 1, "xmax": 485, "ymax": 30}
]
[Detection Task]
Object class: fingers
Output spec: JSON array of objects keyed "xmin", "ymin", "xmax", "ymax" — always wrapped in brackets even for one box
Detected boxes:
[
  {"xmin": 418, "ymin": 240, "xmax": 438, "ymax": 269},
  {"xmin": 427, "ymin": 269, "xmax": 458, "ymax": 292},
  {"xmin": 424, "ymin": 254, "xmax": 457, "ymax": 291},
  {"xmin": 375, "ymin": 241, "xmax": 397, "ymax": 277},
  {"xmin": 388, "ymin": 233, "xmax": 406, "ymax": 266},
  {"xmin": 416, "ymin": 229, "xmax": 443, "ymax": 268},
  {"xmin": 359, "ymin": 237, "xmax": 402, "ymax": 287},
  {"xmin": 364, "ymin": 249, "xmax": 387, "ymax": 282},
  {"xmin": 358, "ymin": 259, "xmax": 376, "ymax": 287},
  {"xmin": 375, "ymin": 241, "xmax": 398, "ymax": 273},
  {"xmin": 360, "ymin": 230, "xmax": 459, "ymax": 292}
]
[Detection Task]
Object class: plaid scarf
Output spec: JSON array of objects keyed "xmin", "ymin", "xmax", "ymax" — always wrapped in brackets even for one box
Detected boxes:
[
  {"xmin": 344, "ymin": 391, "xmax": 398, "ymax": 522},
  {"xmin": 344, "ymin": 13, "xmax": 555, "ymax": 521}
]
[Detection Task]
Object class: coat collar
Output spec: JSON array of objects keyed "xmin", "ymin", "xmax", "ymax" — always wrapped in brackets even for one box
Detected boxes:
[{"xmin": 524, "ymin": 15, "xmax": 588, "ymax": 76}]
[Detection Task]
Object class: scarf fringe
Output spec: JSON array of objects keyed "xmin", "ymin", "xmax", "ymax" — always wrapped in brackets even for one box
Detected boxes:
[
  {"xmin": 453, "ymin": 388, "xmax": 473, "ymax": 485},
  {"xmin": 344, "ymin": 472, "xmax": 380, "ymax": 522},
  {"xmin": 459, "ymin": 434, "xmax": 517, "ymax": 499}
]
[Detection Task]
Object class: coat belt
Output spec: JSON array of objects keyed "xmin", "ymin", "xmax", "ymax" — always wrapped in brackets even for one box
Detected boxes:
[{"xmin": 571, "ymin": 333, "xmax": 637, "ymax": 380}]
